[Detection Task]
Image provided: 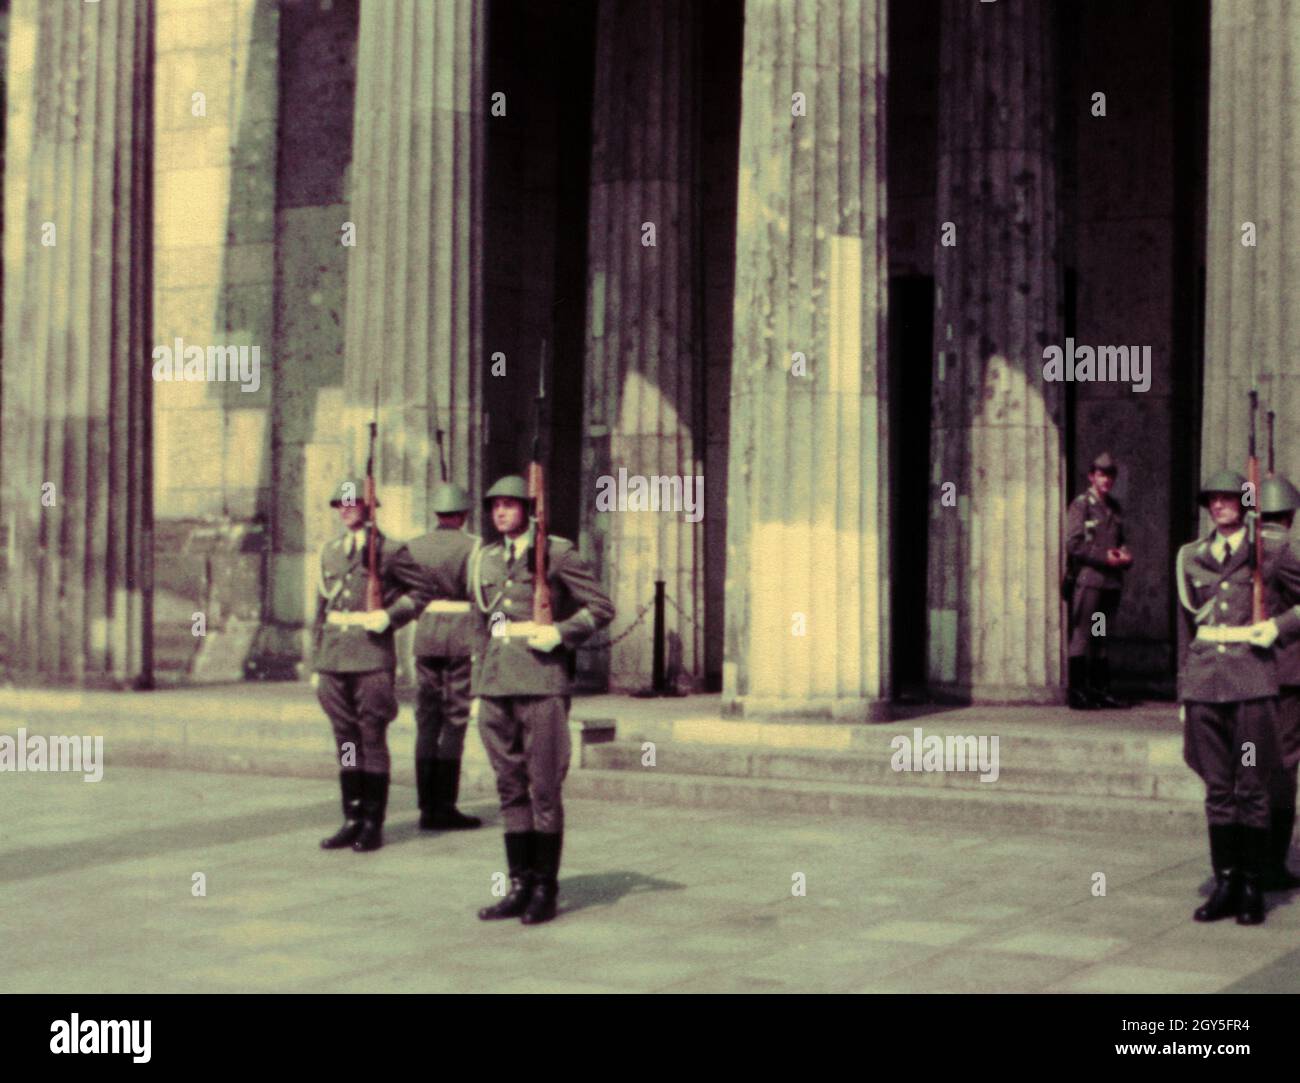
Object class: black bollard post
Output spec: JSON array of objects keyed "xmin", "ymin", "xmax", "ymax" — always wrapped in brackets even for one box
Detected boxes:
[{"xmin": 652, "ymin": 579, "xmax": 666, "ymax": 694}]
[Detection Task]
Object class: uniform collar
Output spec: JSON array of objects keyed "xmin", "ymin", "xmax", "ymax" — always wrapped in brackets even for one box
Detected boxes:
[
  {"xmin": 504, "ymin": 525, "xmax": 533, "ymax": 562},
  {"xmin": 1211, "ymin": 527, "xmax": 1246, "ymax": 562}
]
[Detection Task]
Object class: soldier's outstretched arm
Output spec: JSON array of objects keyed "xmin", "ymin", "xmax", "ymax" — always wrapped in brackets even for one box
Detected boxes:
[
  {"xmin": 552, "ymin": 545, "xmax": 615, "ymax": 648},
  {"xmin": 380, "ymin": 543, "xmax": 433, "ymax": 629},
  {"xmin": 1267, "ymin": 537, "xmax": 1300, "ymax": 644}
]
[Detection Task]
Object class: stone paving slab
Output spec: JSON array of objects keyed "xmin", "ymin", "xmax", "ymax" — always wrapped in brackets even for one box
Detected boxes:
[{"xmin": 1, "ymin": 765, "xmax": 1297, "ymax": 994}]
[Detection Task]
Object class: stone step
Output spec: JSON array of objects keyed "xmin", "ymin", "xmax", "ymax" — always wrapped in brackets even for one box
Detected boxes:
[
  {"xmin": 564, "ymin": 767, "xmax": 1203, "ymax": 837},
  {"xmin": 584, "ymin": 740, "xmax": 1202, "ymax": 801},
  {"xmin": 594, "ymin": 708, "xmax": 1186, "ymax": 770}
]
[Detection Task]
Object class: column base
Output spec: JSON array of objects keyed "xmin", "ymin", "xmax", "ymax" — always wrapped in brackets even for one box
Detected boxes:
[{"xmin": 721, "ymin": 695, "xmax": 893, "ymax": 723}]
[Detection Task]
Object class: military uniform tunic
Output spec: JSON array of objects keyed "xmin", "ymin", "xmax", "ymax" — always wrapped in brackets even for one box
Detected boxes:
[
  {"xmin": 1065, "ymin": 488, "xmax": 1127, "ymax": 658},
  {"xmin": 1263, "ymin": 522, "xmax": 1300, "ymax": 805},
  {"xmin": 469, "ymin": 530, "xmax": 614, "ymax": 834},
  {"xmin": 1176, "ymin": 529, "xmax": 1300, "ymax": 828},
  {"xmin": 387, "ymin": 525, "xmax": 480, "ymax": 763},
  {"xmin": 313, "ymin": 529, "xmax": 426, "ymax": 774}
]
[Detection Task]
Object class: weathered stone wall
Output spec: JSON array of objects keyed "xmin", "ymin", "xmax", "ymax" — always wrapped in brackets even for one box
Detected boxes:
[{"xmin": 152, "ymin": 0, "xmax": 279, "ymax": 680}]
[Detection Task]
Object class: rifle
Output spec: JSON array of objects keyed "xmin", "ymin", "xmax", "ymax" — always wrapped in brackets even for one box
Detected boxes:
[
  {"xmin": 1267, "ymin": 409, "xmax": 1276, "ymax": 477},
  {"xmin": 1248, "ymin": 389, "xmax": 1266, "ymax": 622},
  {"xmin": 365, "ymin": 383, "xmax": 383, "ymax": 611},
  {"xmin": 529, "ymin": 340, "xmax": 554, "ymax": 626}
]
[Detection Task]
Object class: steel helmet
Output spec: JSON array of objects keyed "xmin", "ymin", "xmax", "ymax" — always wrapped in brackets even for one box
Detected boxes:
[
  {"xmin": 483, "ymin": 474, "xmax": 531, "ymax": 508},
  {"xmin": 1198, "ymin": 470, "xmax": 1248, "ymax": 507},
  {"xmin": 431, "ymin": 482, "xmax": 471, "ymax": 514},
  {"xmin": 1259, "ymin": 475, "xmax": 1300, "ymax": 516}
]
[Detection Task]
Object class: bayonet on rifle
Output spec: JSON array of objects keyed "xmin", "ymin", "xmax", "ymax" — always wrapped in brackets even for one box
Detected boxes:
[
  {"xmin": 529, "ymin": 341, "xmax": 554, "ymax": 626},
  {"xmin": 365, "ymin": 383, "xmax": 383, "ymax": 611}
]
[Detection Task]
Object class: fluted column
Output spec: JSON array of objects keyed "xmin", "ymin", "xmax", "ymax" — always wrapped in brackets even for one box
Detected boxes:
[
  {"xmin": 927, "ymin": 0, "xmax": 1063, "ymax": 702},
  {"xmin": 1203, "ymin": 1, "xmax": 1300, "ymax": 483},
  {"xmin": 2, "ymin": 0, "xmax": 155, "ymax": 685},
  {"xmin": 342, "ymin": 0, "xmax": 483, "ymax": 538},
  {"xmin": 723, "ymin": 0, "xmax": 889, "ymax": 720},
  {"xmin": 582, "ymin": 0, "xmax": 703, "ymax": 692}
]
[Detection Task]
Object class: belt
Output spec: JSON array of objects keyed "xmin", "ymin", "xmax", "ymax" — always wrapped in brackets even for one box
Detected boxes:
[
  {"xmin": 326, "ymin": 611, "xmax": 371, "ymax": 627},
  {"xmin": 424, "ymin": 600, "xmax": 471, "ymax": 614},
  {"xmin": 492, "ymin": 620, "xmax": 545, "ymax": 639},
  {"xmin": 1196, "ymin": 625, "xmax": 1255, "ymax": 643}
]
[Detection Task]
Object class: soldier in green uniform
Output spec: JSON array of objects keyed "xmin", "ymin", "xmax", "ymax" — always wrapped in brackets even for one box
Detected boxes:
[
  {"xmin": 469, "ymin": 475, "xmax": 615, "ymax": 925},
  {"xmin": 1176, "ymin": 471, "xmax": 1300, "ymax": 924},
  {"xmin": 313, "ymin": 478, "xmax": 428, "ymax": 853},
  {"xmin": 1065, "ymin": 452, "xmax": 1133, "ymax": 709},
  {"xmin": 1259, "ymin": 474, "xmax": 1300, "ymax": 889},
  {"xmin": 385, "ymin": 482, "xmax": 483, "ymax": 830}
]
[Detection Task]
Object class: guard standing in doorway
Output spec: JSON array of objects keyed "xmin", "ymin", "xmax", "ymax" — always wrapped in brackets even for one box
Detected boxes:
[{"xmin": 1065, "ymin": 452, "xmax": 1133, "ymax": 709}]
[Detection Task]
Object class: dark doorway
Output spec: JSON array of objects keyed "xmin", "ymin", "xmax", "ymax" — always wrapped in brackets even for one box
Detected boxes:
[
  {"xmin": 482, "ymin": 0, "xmax": 597, "ymax": 544},
  {"xmin": 888, "ymin": 275, "xmax": 934, "ymax": 699}
]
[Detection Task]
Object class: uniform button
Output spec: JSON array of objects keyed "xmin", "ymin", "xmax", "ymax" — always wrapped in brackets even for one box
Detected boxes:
[
  {"xmin": 1220, "ymin": 602, "xmax": 1228, "ymax": 611},
  {"xmin": 1218, "ymin": 645, "xmax": 1227, "ymax": 654},
  {"xmin": 503, "ymin": 599, "xmax": 512, "ymax": 609},
  {"xmin": 1221, "ymin": 583, "xmax": 1230, "ymax": 591}
]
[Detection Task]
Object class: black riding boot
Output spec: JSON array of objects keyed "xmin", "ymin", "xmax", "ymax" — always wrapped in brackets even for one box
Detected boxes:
[
  {"xmin": 478, "ymin": 832, "xmax": 536, "ymax": 920},
  {"xmin": 1088, "ymin": 658, "xmax": 1130, "ymax": 709},
  {"xmin": 521, "ymin": 832, "xmax": 563, "ymax": 926},
  {"xmin": 425, "ymin": 760, "xmax": 482, "ymax": 830},
  {"xmin": 320, "ymin": 770, "xmax": 365, "ymax": 850},
  {"xmin": 1266, "ymin": 805, "xmax": 1300, "ymax": 889},
  {"xmin": 1237, "ymin": 826, "xmax": 1269, "ymax": 925},
  {"xmin": 416, "ymin": 759, "xmax": 439, "ymax": 830},
  {"xmin": 1068, "ymin": 657, "xmax": 1101, "ymax": 710},
  {"xmin": 352, "ymin": 773, "xmax": 389, "ymax": 852},
  {"xmin": 1193, "ymin": 822, "xmax": 1241, "ymax": 922}
]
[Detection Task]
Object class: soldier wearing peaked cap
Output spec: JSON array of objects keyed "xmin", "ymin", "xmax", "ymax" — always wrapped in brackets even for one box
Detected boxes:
[
  {"xmin": 469, "ymin": 474, "xmax": 614, "ymax": 925},
  {"xmin": 1176, "ymin": 471, "xmax": 1300, "ymax": 924},
  {"xmin": 313, "ymin": 478, "xmax": 431, "ymax": 853},
  {"xmin": 384, "ymin": 482, "xmax": 484, "ymax": 831},
  {"xmin": 1259, "ymin": 473, "xmax": 1300, "ymax": 889},
  {"xmin": 1065, "ymin": 452, "xmax": 1133, "ymax": 709}
]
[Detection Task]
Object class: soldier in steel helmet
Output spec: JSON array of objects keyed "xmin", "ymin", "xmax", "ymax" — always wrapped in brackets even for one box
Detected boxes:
[
  {"xmin": 1259, "ymin": 473, "xmax": 1300, "ymax": 889},
  {"xmin": 384, "ymin": 481, "xmax": 484, "ymax": 830},
  {"xmin": 468, "ymin": 474, "xmax": 614, "ymax": 925},
  {"xmin": 1064, "ymin": 451, "xmax": 1133, "ymax": 709},
  {"xmin": 1175, "ymin": 471, "xmax": 1300, "ymax": 924},
  {"xmin": 313, "ymin": 478, "xmax": 430, "ymax": 853}
]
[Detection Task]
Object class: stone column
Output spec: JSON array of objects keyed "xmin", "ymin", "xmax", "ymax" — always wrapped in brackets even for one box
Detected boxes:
[
  {"xmin": 340, "ymin": 0, "xmax": 483, "ymax": 540},
  {"xmin": 2, "ymin": 0, "xmax": 155, "ymax": 686},
  {"xmin": 582, "ymin": 0, "xmax": 704, "ymax": 692},
  {"xmin": 723, "ymin": 0, "xmax": 890, "ymax": 720},
  {"xmin": 1202, "ymin": 1, "xmax": 1300, "ymax": 486},
  {"xmin": 927, "ymin": 0, "xmax": 1064, "ymax": 702}
]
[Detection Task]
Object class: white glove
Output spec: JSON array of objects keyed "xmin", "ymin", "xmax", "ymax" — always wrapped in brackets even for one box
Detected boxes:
[
  {"xmin": 1247, "ymin": 618, "xmax": 1279, "ymax": 648},
  {"xmin": 526, "ymin": 625, "xmax": 562, "ymax": 653},
  {"xmin": 361, "ymin": 609, "xmax": 391, "ymax": 634}
]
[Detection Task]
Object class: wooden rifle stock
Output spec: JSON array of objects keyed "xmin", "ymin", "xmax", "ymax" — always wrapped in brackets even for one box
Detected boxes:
[
  {"xmin": 528, "ymin": 462, "xmax": 553, "ymax": 625},
  {"xmin": 365, "ymin": 475, "xmax": 382, "ymax": 612},
  {"xmin": 1248, "ymin": 390, "xmax": 1265, "ymax": 622}
]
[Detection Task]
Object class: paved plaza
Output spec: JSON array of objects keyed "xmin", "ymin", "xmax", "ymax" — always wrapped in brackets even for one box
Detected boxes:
[{"xmin": 2, "ymin": 765, "xmax": 1297, "ymax": 994}]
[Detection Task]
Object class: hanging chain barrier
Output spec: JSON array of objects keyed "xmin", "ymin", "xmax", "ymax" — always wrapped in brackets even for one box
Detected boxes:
[{"xmin": 580, "ymin": 589, "xmax": 699, "ymax": 651}]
